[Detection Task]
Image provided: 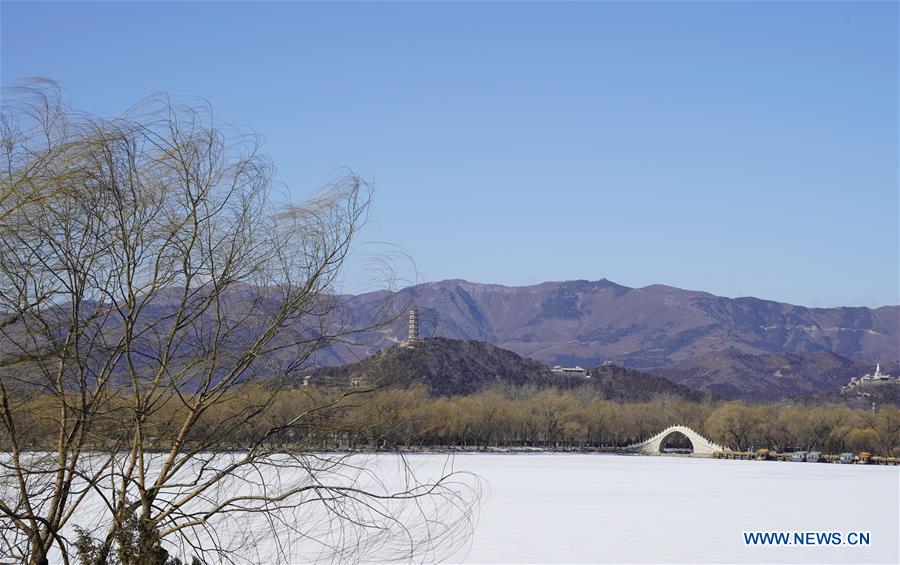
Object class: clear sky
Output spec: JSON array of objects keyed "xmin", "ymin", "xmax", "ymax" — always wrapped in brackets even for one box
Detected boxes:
[{"xmin": 2, "ymin": 1, "xmax": 898, "ymax": 307}]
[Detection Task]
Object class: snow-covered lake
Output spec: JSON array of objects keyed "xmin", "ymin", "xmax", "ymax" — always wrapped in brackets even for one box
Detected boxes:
[
  {"xmin": 14, "ymin": 452, "xmax": 899, "ymax": 564},
  {"xmin": 436, "ymin": 453, "xmax": 899, "ymax": 564}
]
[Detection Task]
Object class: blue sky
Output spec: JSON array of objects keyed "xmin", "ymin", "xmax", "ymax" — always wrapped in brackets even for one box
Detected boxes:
[{"xmin": 2, "ymin": 1, "xmax": 898, "ymax": 307}]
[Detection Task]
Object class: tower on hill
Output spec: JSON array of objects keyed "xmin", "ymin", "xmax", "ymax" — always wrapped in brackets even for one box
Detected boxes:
[{"xmin": 405, "ymin": 307, "xmax": 420, "ymax": 345}]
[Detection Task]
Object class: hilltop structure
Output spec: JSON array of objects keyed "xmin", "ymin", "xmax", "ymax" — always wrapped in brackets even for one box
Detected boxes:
[
  {"xmin": 845, "ymin": 364, "xmax": 895, "ymax": 389},
  {"xmin": 551, "ymin": 365, "xmax": 591, "ymax": 378},
  {"xmin": 404, "ymin": 307, "xmax": 420, "ymax": 346}
]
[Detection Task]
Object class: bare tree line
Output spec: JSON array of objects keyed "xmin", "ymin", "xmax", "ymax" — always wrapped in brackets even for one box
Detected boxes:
[
  {"xmin": 256, "ymin": 385, "xmax": 899, "ymax": 456},
  {"xmin": 302, "ymin": 386, "xmax": 900, "ymax": 455},
  {"xmin": 11, "ymin": 383, "xmax": 897, "ymax": 457},
  {"xmin": 0, "ymin": 81, "xmax": 477, "ymax": 565}
]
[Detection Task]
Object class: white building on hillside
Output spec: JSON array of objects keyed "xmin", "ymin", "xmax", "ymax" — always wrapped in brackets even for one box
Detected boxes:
[
  {"xmin": 846, "ymin": 364, "xmax": 895, "ymax": 388},
  {"xmin": 551, "ymin": 365, "xmax": 591, "ymax": 378}
]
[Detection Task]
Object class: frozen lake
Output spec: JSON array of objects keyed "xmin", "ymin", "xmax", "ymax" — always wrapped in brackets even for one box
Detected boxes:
[
  {"xmin": 16, "ymin": 452, "xmax": 899, "ymax": 564},
  {"xmin": 436, "ymin": 453, "xmax": 899, "ymax": 564}
]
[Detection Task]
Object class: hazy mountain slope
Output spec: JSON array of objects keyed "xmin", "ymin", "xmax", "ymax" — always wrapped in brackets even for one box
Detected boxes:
[
  {"xmin": 334, "ymin": 279, "xmax": 899, "ymax": 369},
  {"xmin": 588, "ymin": 362, "xmax": 709, "ymax": 403},
  {"xmin": 649, "ymin": 350, "xmax": 891, "ymax": 401}
]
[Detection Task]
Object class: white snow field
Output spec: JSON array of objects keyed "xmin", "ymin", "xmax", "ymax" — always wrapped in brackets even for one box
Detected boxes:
[
  {"xmin": 9, "ymin": 452, "xmax": 898, "ymax": 564},
  {"xmin": 440, "ymin": 453, "xmax": 899, "ymax": 564}
]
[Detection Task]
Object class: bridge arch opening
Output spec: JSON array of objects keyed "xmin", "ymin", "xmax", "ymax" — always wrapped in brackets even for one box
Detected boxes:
[{"xmin": 659, "ymin": 430, "xmax": 694, "ymax": 454}]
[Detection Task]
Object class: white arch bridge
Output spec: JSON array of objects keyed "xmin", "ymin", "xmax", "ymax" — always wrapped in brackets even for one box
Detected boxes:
[{"xmin": 626, "ymin": 425, "xmax": 729, "ymax": 457}]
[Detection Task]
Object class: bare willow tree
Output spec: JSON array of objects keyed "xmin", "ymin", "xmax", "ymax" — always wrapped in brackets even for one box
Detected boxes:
[{"xmin": 0, "ymin": 80, "xmax": 478, "ymax": 565}]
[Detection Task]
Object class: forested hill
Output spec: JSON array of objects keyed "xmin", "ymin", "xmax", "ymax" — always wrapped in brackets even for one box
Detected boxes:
[{"xmin": 304, "ymin": 337, "xmax": 706, "ymax": 401}]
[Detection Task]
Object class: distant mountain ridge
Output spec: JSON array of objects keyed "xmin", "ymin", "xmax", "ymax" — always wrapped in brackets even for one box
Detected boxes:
[
  {"xmin": 7, "ymin": 277, "xmax": 893, "ymax": 401},
  {"xmin": 333, "ymin": 279, "xmax": 899, "ymax": 372}
]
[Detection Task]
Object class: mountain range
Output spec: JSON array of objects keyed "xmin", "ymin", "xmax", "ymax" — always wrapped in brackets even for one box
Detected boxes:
[
  {"xmin": 5, "ymin": 277, "xmax": 894, "ymax": 401},
  {"xmin": 335, "ymin": 279, "xmax": 898, "ymax": 364},
  {"xmin": 321, "ymin": 278, "xmax": 898, "ymax": 399}
]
